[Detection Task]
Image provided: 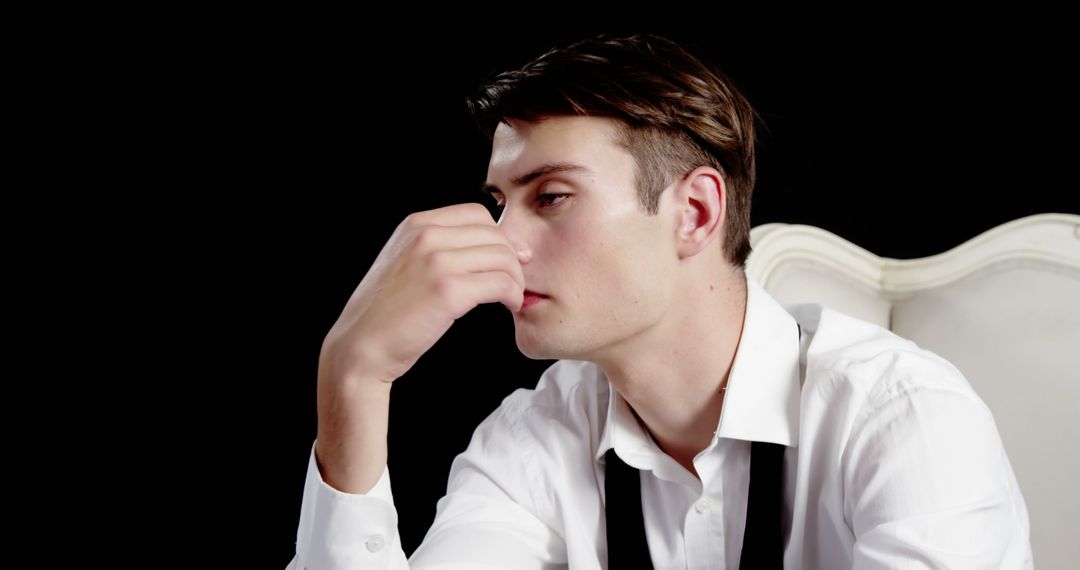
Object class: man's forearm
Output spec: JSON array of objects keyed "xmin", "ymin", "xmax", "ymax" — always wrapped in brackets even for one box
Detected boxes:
[{"xmin": 315, "ymin": 372, "xmax": 393, "ymax": 495}]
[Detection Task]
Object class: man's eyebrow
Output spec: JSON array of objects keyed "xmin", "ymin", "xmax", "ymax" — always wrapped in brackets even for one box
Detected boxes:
[{"xmin": 479, "ymin": 162, "xmax": 592, "ymax": 197}]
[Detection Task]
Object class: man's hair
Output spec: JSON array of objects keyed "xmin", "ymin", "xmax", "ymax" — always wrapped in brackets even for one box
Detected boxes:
[{"xmin": 465, "ymin": 32, "xmax": 759, "ymax": 267}]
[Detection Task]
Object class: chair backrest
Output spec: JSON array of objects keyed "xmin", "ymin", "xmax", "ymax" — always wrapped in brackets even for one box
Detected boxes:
[{"xmin": 746, "ymin": 213, "xmax": 1080, "ymax": 568}]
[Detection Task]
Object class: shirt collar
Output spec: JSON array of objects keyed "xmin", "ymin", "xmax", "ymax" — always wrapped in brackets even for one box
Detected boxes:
[{"xmin": 595, "ymin": 272, "xmax": 802, "ymax": 464}]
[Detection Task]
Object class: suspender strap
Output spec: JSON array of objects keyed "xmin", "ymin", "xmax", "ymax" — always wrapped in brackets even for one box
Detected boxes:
[
  {"xmin": 603, "ymin": 448, "xmax": 653, "ymax": 568},
  {"xmin": 739, "ymin": 440, "xmax": 786, "ymax": 569}
]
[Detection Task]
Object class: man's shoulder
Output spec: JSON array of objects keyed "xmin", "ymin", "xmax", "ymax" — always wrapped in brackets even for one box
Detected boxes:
[
  {"xmin": 792, "ymin": 303, "xmax": 980, "ymax": 406},
  {"xmin": 470, "ymin": 360, "xmax": 609, "ymax": 481},
  {"xmin": 499, "ymin": 359, "xmax": 605, "ymax": 416}
]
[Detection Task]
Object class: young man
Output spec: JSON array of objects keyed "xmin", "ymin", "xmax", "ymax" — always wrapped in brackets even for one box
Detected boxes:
[{"xmin": 287, "ymin": 34, "xmax": 1032, "ymax": 568}]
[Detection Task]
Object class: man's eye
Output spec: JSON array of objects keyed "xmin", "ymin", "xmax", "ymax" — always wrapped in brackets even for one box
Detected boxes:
[
  {"xmin": 537, "ymin": 193, "xmax": 568, "ymax": 208},
  {"xmin": 490, "ymin": 193, "xmax": 567, "ymax": 216}
]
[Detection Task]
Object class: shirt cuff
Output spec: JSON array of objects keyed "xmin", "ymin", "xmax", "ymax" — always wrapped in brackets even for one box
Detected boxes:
[{"xmin": 293, "ymin": 441, "xmax": 405, "ymax": 569}]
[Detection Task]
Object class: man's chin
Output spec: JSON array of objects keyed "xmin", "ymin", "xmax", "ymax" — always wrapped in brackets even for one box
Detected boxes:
[
  {"xmin": 515, "ymin": 333, "xmax": 593, "ymax": 362},
  {"xmin": 514, "ymin": 331, "xmax": 561, "ymax": 361},
  {"xmin": 515, "ymin": 340, "xmax": 555, "ymax": 361}
]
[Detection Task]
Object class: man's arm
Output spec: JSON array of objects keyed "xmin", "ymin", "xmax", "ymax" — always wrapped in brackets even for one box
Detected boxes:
[
  {"xmin": 287, "ymin": 443, "xmax": 404, "ymax": 569},
  {"xmin": 286, "ymin": 390, "xmax": 566, "ymax": 569},
  {"xmin": 844, "ymin": 386, "xmax": 1033, "ymax": 568},
  {"xmin": 286, "ymin": 203, "xmax": 536, "ymax": 568},
  {"xmin": 313, "ymin": 202, "xmax": 525, "ymax": 495}
]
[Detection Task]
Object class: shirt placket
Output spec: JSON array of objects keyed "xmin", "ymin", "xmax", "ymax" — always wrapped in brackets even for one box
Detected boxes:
[
  {"xmin": 683, "ymin": 444, "xmax": 728, "ymax": 570},
  {"xmin": 682, "ymin": 487, "xmax": 725, "ymax": 569}
]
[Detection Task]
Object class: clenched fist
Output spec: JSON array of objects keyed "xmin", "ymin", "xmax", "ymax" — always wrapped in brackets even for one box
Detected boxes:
[{"xmin": 314, "ymin": 202, "xmax": 525, "ymax": 493}]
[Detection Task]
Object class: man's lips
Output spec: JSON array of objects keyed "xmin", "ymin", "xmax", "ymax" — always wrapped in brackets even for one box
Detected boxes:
[{"xmin": 520, "ymin": 289, "xmax": 549, "ymax": 311}]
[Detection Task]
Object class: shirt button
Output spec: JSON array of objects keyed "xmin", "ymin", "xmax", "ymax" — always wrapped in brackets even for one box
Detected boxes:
[
  {"xmin": 365, "ymin": 535, "xmax": 386, "ymax": 552},
  {"xmin": 695, "ymin": 498, "xmax": 710, "ymax": 513}
]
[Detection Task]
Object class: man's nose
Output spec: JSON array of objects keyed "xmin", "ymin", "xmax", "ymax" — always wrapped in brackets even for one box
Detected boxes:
[
  {"xmin": 512, "ymin": 240, "xmax": 532, "ymax": 263},
  {"xmin": 497, "ymin": 212, "xmax": 533, "ymax": 264}
]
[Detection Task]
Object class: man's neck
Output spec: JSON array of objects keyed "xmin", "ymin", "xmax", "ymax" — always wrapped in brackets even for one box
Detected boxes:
[{"xmin": 597, "ymin": 271, "xmax": 748, "ymax": 478}]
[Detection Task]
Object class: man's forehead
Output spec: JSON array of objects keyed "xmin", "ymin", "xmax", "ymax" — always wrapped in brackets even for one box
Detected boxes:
[
  {"xmin": 493, "ymin": 115, "xmax": 618, "ymax": 151},
  {"xmin": 486, "ymin": 116, "xmax": 623, "ymax": 188}
]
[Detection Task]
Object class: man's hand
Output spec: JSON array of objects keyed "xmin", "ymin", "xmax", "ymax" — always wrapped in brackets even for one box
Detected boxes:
[{"xmin": 314, "ymin": 203, "xmax": 525, "ymax": 493}]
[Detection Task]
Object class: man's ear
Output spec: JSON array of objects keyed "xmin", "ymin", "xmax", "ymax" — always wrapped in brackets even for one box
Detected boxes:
[{"xmin": 672, "ymin": 166, "xmax": 726, "ymax": 259}]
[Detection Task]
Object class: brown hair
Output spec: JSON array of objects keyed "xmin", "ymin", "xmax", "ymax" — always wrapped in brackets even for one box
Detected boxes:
[{"xmin": 466, "ymin": 32, "xmax": 759, "ymax": 267}]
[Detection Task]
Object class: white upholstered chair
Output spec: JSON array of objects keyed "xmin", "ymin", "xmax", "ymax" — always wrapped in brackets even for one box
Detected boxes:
[{"xmin": 746, "ymin": 212, "xmax": 1080, "ymax": 568}]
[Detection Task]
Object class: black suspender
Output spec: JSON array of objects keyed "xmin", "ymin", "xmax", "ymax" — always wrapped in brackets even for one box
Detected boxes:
[
  {"xmin": 739, "ymin": 441, "xmax": 785, "ymax": 569},
  {"xmin": 603, "ymin": 448, "xmax": 652, "ymax": 568}
]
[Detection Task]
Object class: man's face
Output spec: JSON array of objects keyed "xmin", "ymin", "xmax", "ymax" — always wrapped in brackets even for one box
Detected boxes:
[{"xmin": 485, "ymin": 115, "xmax": 682, "ymax": 361}]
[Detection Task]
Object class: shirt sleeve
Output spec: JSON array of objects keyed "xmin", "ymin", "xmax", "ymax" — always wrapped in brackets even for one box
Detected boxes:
[
  {"xmin": 843, "ymin": 386, "xmax": 1034, "ymax": 569},
  {"xmin": 287, "ymin": 441, "xmax": 407, "ymax": 569},
  {"xmin": 286, "ymin": 395, "xmax": 567, "ymax": 570},
  {"xmin": 406, "ymin": 395, "xmax": 567, "ymax": 567}
]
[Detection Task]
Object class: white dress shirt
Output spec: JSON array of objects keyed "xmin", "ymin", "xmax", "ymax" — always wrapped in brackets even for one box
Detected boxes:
[{"xmin": 287, "ymin": 274, "xmax": 1033, "ymax": 569}]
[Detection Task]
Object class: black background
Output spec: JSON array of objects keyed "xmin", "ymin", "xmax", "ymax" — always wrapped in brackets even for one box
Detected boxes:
[{"xmin": 183, "ymin": 19, "xmax": 1077, "ymax": 568}]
